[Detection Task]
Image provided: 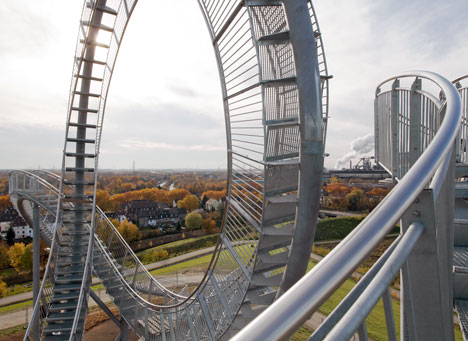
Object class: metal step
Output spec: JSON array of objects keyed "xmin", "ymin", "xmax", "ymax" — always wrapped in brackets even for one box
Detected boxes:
[
  {"xmin": 63, "ymin": 194, "xmax": 93, "ymax": 201},
  {"xmin": 74, "ymin": 91, "xmax": 101, "ymax": 98},
  {"xmin": 68, "ymin": 122, "xmax": 97, "ymax": 129},
  {"xmin": 71, "ymin": 107, "xmax": 99, "ymax": 114},
  {"xmin": 263, "ymin": 194, "xmax": 297, "ymax": 222},
  {"xmin": 455, "ymin": 218, "xmax": 468, "ymax": 247},
  {"xmin": 263, "ymin": 76, "xmax": 296, "ymax": 88},
  {"xmin": 80, "ymin": 39, "xmax": 110, "ymax": 49},
  {"xmin": 43, "ymin": 322, "xmax": 73, "ymax": 334},
  {"xmin": 51, "ymin": 292, "xmax": 81, "ymax": 302},
  {"xmin": 263, "ymin": 221, "xmax": 294, "ymax": 236},
  {"xmin": 47, "ymin": 311, "xmax": 76, "ymax": 322},
  {"xmin": 251, "ymin": 272, "xmax": 283, "ymax": 286},
  {"xmin": 65, "ymin": 167, "xmax": 95, "ymax": 172},
  {"xmin": 55, "ymin": 274, "xmax": 84, "ymax": 284},
  {"xmin": 456, "ymin": 182, "xmax": 468, "ymax": 198},
  {"xmin": 264, "ymin": 158, "xmax": 299, "ymax": 196},
  {"xmin": 86, "ymin": 2, "xmax": 118, "ymax": 15},
  {"xmin": 258, "ymin": 234, "xmax": 293, "ymax": 251},
  {"xmin": 257, "ymin": 31, "xmax": 289, "ymax": 45},
  {"xmin": 456, "ymin": 300, "xmax": 468, "ymax": 340},
  {"xmin": 53, "ymin": 283, "xmax": 81, "ymax": 293},
  {"xmin": 456, "ymin": 163, "xmax": 468, "ymax": 178},
  {"xmin": 63, "ymin": 180, "xmax": 95, "ymax": 186},
  {"xmin": 246, "ymin": 289, "xmax": 276, "ymax": 305},
  {"xmin": 265, "ymin": 117, "xmax": 299, "ymax": 128},
  {"xmin": 74, "ymin": 74, "xmax": 103, "ymax": 82},
  {"xmin": 75, "ymin": 56, "xmax": 107, "ymax": 66},
  {"xmin": 81, "ymin": 20, "xmax": 113, "ymax": 32},
  {"xmin": 49, "ymin": 301, "xmax": 78, "ymax": 313}
]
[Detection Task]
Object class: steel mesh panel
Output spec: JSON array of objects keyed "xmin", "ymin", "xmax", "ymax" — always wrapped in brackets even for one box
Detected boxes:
[
  {"xmin": 264, "ymin": 84, "xmax": 299, "ymax": 123},
  {"xmin": 264, "ymin": 161, "xmax": 299, "ymax": 195},
  {"xmin": 265, "ymin": 125, "xmax": 300, "ymax": 161}
]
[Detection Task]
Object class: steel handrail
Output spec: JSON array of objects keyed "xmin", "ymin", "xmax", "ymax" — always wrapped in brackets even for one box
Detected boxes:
[
  {"xmin": 231, "ymin": 70, "xmax": 461, "ymax": 340},
  {"xmin": 325, "ymin": 221, "xmax": 425, "ymax": 340}
]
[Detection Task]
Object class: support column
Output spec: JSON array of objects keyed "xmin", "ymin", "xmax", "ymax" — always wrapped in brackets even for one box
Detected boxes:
[
  {"xmin": 391, "ymin": 79, "xmax": 400, "ymax": 181},
  {"xmin": 400, "ymin": 189, "xmax": 451, "ymax": 340},
  {"xmin": 409, "ymin": 78, "xmax": 422, "ymax": 166},
  {"xmin": 278, "ymin": 0, "xmax": 324, "ymax": 295},
  {"xmin": 32, "ymin": 203, "xmax": 40, "ymax": 340},
  {"xmin": 119, "ymin": 318, "xmax": 129, "ymax": 341}
]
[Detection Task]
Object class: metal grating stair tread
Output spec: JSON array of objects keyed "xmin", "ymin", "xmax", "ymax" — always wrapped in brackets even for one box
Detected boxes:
[
  {"xmin": 86, "ymin": 2, "xmax": 118, "ymax": 15},
  {"xmin": 456, "ymin": 299, "xmax": 468, "ymax": 340},
  {"xmin": 454, "ymin": 247, "xmax": 468, "ymax": 272},
  {"xmin": 81, "ymin": 21, "xmax": 113, "ymax": 32}
]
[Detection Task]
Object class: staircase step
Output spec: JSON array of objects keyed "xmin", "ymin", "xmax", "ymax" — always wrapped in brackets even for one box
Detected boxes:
[
  {"xmin": 456, "ymin": 163, "xmax": 468, "ymax": 177},
  {"xmin": 65, "ymin": 167, "xmax": 95, "ymax": 172},
  {"xmin": 53, "ymin": 282, "xmax": 81, "ymax": 293},
  {"xmin": 456, "ymin": 182, "xmax": 468, "ymax": 198},
  {"xmin": 257, "ymin": 31, "xmax": 289, "ymax": 45},
  {"xmin": 251, "ymin": 272, "xmax": 283, "ymax": 286},
  {"xmin": 63, "ymin": 194, "xmax": 93, "ymax": 201},
  {"xmin": 49, "ymin": 300, "xmax": 79, "ymax": 312},
  {"xmin": 74, "ymin": 74, "xmax": 103, "ymax": 82},
  {"xmin": 454, "ymin": 218, "xmax": 468, "ymax": 247},
  {"xmin": 263, "ymin": 194, "xmax": 297, "ymax": 222},
  {"xmin": 86, "ymin": 2, "xmax": 118, "ymax": 15},
  {"xmin": 43, "ymin": 322, "xmax": 73, "ymax": 334},
  {"xmin": 47, "ymin": 311, "xmax": 76, "ymax": 322},
  {"xmin": 264, "ymin": 159, "xmax": 299, "ymax": 196},
  {"xmin": 263, "ymin": 221, "xmax": 294, "ymax": 236},
  {"xmin": 63, "ymin": 180, "xmax": 95, "ymax": 186},
  {"xmin": 246, "ymin": 289, "xmax": 276, "ymax": 305},
  {"xmin": 74, "ymin": 91, "xmax": 101, "ymax": 98},
  {"xmin": 76, "ymin": 57, "xmax": 107, "ymax": 66},
  {"xmin": 81, "ymin": 21, "xmax": 113, "ymax": 32},
  {"xmin": 51, "ymin": 292, "xmax": 81, "ymax": 302},
  {"xmin": 68, "ymin": 122, "xmax": 97, "ymax": 129},
  {"xmin": 80, "ymin": 39, "xmax": 110, "ymax": 49},
  {"xmin": 265, "ymin": 117, "xmax": 299, "ymax": 128},
  {"xmin": 262, "ymin": 76, "xmax": 296, "ymax": 88},
  {"xmin": 258, "ymin": 234, "xmax": 293, "ymax": 251},
  {"xmin": 55, "ymin": 274, "xmax": 84, "ymax": 284},
  {"xmin": 455, "ymin": 300, "xmax": 468, "ymax": 340},
  {"xmin": 71, "ymin": 107, "xmax": 99, "ymax": 114}
]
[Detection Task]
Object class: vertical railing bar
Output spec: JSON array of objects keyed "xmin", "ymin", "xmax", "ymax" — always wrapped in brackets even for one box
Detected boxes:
[{"xmin": 382, "ymin": 287, "xmax": 397, "ymax": 341}]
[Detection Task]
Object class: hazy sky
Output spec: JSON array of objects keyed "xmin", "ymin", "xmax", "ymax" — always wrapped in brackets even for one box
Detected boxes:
[{"xmin": 0, "ymin": 0, "xmax": 467, "ymax": 170}]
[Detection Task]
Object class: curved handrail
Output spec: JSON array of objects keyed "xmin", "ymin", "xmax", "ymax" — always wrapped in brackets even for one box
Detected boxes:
[{"xmin": 231, "ymin": 70, "xmax": 461, "ymax": 340}]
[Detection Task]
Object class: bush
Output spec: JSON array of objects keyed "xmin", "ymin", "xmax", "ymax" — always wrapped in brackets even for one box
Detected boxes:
[{"xmin": 185, "ymin": 212, "xmax": 203, "ymax": 230}]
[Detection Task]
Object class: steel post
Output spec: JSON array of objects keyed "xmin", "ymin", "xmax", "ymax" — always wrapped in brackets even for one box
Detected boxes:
[
  {"xmin": 32, "ymin": 203, "xmax": 40, "ymax": 340},
  {"xmin": 409, "ymin": 78, "xmax": 422, "ymax": 166},
  {"xmin": 391, "ymin": 79, "xmax": 400, "ymax": 180},
  {"xmin": 400, "ymin": 189, "xmax": 449, "ymax": 340}
]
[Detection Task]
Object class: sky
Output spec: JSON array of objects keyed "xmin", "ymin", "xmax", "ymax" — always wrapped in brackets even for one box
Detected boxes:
[{"xmin": 0, "ymin": 0, "xmax": 467, "ymax": 170}]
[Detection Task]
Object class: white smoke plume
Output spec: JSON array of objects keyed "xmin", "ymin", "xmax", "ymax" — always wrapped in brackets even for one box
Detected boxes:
[{"xmin": 334, "ymin": 134, "xmax": 374, "ymax": 169}]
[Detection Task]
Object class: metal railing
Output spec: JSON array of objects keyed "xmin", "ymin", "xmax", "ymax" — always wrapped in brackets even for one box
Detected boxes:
[{"xmin": 232, "ymin": 71, "xmax": 461, "ymax": 340}]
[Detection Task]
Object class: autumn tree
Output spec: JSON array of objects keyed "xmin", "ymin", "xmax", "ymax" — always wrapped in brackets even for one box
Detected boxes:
[
  {"xmin": 345, "ymin": 189, "xmax": 366, "ymax": 211},
  {"xmin": 21, "ymin": 244, "xmax": 33, "ymax": 272},
  {"xmin": 0, "ymin": 243, "xmax": 10, "ymax": 270},
  {"xmin": 185, "ymin": 212, "xmax": 203, "ymax": 230},
  {"xmin": 117, "ymin": 220, "xmax": 140, "ymax": 244},
  {"xmin": 8, "ymin": 243, "xmax": 25, "ymax": 275},
  {"xmin": 202, "ymin": 218, "xmax": 218, "ymax": 235},
  {"xmin": 96, "ymin": 190, "xmax": 118, "ymax": 212},
  {"xmin": 0, "ymin": 280, "xmax": 7, "ymax": 297},
  {"xmin": 0, "ymin": 195, "xmax": 12, "ymax": 210},
  {"xmin": 177, "ymin": 195, "xmax": 199, "ymax": 212}
]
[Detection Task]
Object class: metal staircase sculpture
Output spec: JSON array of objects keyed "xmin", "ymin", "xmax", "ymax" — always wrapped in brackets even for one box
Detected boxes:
[{"xmin": 15, "ymin": 0, "xmax": 330, "ymax": 340}]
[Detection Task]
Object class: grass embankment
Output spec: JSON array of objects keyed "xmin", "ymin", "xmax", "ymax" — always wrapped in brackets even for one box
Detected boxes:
[{"xmin": 137, "ymin": 234, "xmax": 218, "ymax": 264}]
